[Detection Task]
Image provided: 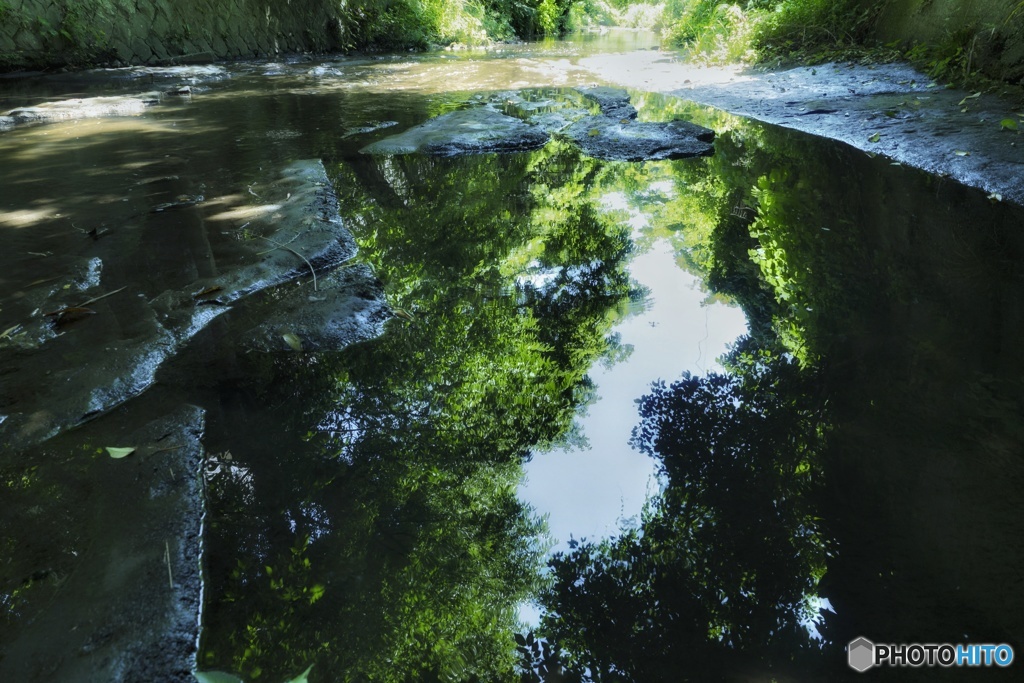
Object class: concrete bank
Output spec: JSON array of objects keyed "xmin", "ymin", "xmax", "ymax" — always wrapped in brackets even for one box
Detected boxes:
[{"xmin": 0, "ymin": 0, "xmax": 344, "ymax": 70}]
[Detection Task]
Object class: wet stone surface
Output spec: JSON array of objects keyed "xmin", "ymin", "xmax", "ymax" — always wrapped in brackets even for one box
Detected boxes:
[
  {"xmin": 0, "ymin": 403, "xmax": 206, "ymax": 683},
  {"xmin": 360, "ymin": 107, "xmax": 551, "ymax": 156},
  {"xmin": 0, "ymin": 159, "xmax": 361, "ymax": 451},
  {"xmin": 363, "ymin": 86, "xmax": 715, "ymax": 162},
  {"xmin": 668, "ymin": 63, "xmax": 1024, "ymax": 205},
  {"xmin": 241, "ymin": 262, "xmax": 388, "ymax": 353},
  {"xmin": 564, "ymin": 116, "xmax": 715, "ymax": 162},
  {"xmin": 577, "ymin": 52, "xmax": 1024, "ymax": 205},
  {"xmin": 578, "ymin": 85, "xmax": 638, "ymax": 120},
  {"xmin": 0, "ymin": 93, "xmax": 164, "ymax": 127}
]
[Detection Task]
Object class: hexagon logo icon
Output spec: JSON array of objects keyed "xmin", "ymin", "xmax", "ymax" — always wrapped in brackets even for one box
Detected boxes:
[{"xmin": 848, "ymin": 637, "xmax": 875, "ymax": 672}]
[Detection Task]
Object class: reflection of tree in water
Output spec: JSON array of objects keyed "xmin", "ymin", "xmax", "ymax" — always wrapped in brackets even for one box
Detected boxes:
[
  {"xmin": 535, "ymin": 106, "xmax": 1024, "ymax": 680},
  {"xmin": 538, "ymin": 343, "xmax": 828, "ymax": 681},
  {"xmin": 199, "ymin": 141, "xmax": 639, "ymax": 681}
]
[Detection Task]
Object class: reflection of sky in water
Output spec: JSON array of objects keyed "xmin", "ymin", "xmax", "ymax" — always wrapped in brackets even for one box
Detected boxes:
[{"xmin": 518, "ymin": 191, "xmax": 748, "ymax": 623}]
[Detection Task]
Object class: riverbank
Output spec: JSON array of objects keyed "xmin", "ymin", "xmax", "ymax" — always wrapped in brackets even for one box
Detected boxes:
[{"xmin": 576, "ymin": 50, "xmax": 1024, "ymax": 206}]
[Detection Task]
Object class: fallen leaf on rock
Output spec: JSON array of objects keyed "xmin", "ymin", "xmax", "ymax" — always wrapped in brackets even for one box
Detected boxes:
[
  {"xmin": 954, "ymin": 150, "xmax": 970, "ymax": 156},
  {"xmin": 282, "ymin": 332, "xmax": 303, "ymax": 351},
  {"xmin": 45, "ymin": 306, "xmax": 96, "ymax": 328},
  {"xmin": 1000, "ymin": 118, "xmax": 1018, "ymax": 131},
  {"xmin": 106, "ymin": 446, "xmax": 136, "ymax": 459},
  {"xmin": 193, "ymin": 285, "xmax": 223, "ymax": 299},
  {"xmin": 193, "ymin": 672, "xmax": 244, "ymax": 683},
  {"xmin": 284, "ymin": 665, "xmax": 314, "ymax": 683}
]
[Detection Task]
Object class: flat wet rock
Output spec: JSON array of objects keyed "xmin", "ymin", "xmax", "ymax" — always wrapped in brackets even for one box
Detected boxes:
[
  {"xmin": 578, "ymin": 85, "xmax": 638, "ymax": 120},
  {"xmin": 361, "ymin": 87, "xmax": 715, "ymax": 162},
  {"xmin": 576, "ymin": 53, "xmax": 1024, "ymax": 205},
  {"xmin": 670, "ymin": 63, "xmax": 1024, "ymax": 205},
  {"xmin": 242, "ymin": 263, "xmax": 389, "ymax": 352},
  {"xmin": 360, "ymin": 107, "xmax": 550, "ymax": 156},
  {"xmin": 0, "ymin": 93, "xmax": 164, "ymax": 128},
  {"xmin": 0, "ymin": 160, "xmax": 360, "ymax": 451},
  {"xmin": 0, "ymin": 403, "xmax": 206, "ymax": 683},
  {"xmin": 564, "ymin": 115, "xmax": 715, "ymax": 161}
]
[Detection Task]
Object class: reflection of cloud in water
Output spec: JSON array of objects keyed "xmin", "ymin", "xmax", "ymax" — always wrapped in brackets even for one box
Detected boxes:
[{"xmin": 520, "ymin": 236, "xmax": 748, "ymax": 560}]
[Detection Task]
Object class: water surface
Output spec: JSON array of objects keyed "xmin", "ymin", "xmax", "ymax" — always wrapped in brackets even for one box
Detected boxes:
[{"xmin": 2, "ymin": 32, "xmax": 1023, "ymax": 682}]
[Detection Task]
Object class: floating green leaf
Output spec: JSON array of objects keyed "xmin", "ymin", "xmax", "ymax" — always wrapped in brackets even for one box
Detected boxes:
[
  {"xmin": 283, "ymin": 665, "xmax": 314, "ymax": 683},
  {"xmin": 282, "ymin": 333, "xmax": 303, "ymax": 351},
  {"xmin": 193, "ymin": 672, "xmax": 245, "ymax": 683},
  {"xmin": 106, "ymin": 446, "xmax": 136, "ymax": 459},
  {"xmin": 867, "ymin": 132, "xmax": 881, "ymax": 143},
  {"xmin": 954, "ymin": 150, "xmax": 970, "ymax": 156},
  {"xmin": 1000, "ymin": 118, "xmax": 1018, "ymax": 131},
  {"xmin": 958, "ymin": 91, "xmax": 981, "ymax": 106}
]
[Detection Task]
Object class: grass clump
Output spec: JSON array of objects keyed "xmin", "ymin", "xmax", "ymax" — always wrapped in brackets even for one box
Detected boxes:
[
  {"xmin": 664, "ymin": 1, "xmax": 757, "ymax": 64},
  {"xmin": 659, "ymin": 0, "xmax": 890, "ymax": 66}
]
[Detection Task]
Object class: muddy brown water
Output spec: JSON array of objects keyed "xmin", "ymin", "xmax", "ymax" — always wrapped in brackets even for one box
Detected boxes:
[{"xmin": 2, "ymin": 31, "xmax": 1024, "ymax": 682}]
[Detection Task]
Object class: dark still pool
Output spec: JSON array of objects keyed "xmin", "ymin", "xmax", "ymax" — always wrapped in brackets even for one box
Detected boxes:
[{"xmin": 2, "ymin": 40, "xmax": 1023, "ymax": 682}]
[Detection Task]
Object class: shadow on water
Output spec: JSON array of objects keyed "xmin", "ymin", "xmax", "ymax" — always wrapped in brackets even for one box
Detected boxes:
[{"xmin": 1, "ymin": 52, "xmax": 1023, "ymax": 682}]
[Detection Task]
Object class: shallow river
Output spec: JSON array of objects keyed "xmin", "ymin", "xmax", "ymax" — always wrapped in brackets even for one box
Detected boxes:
[{"xmin": 2, "ymin": 31, "xmax": 1024, "ymax": 682}]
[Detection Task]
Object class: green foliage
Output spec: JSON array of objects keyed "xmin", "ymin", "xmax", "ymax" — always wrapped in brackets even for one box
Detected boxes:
[
  {"xmin": 658, "ymin": 0, "xmax": 895, "ymax": 66},
  {"xmin": 334, "ymin": 0, "xmax": 579, "ymax": 47},
  {"xmin": 902, "ymin": 22, "xmax": 991, "ymax": 85},
  {"xmin": 539, "ymin": 348, "xmax": 828, "ymax": 679},
  {"xmin": 193, "ymin": 666, "xmax": 312, "ymax": 683},
  {"xmin": 564, "ymin": 0, "xmax": 619, "ymax": 31},
  {"xmin": 200, "ymin": 133, "xmax": 639, "ymax": 681},
  {"xmin": 537, "ymin": 0, "xmax": 560, "ymax": 33},
  {"xmin": 752, "ymin": 0, "xmax": 884, "ymax": 60}
]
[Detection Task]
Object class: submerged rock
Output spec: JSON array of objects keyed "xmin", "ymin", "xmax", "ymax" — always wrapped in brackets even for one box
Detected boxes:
[
  {"xmin": 1, "ymin": 93, "xmax": 163, "ymax": 127},
  {"xmin": 0, "ymin": 404, "xmax": 206, "ymax": 682},
  {"xmin": 485, "ymin": 90, "xmax": 592, "ymax": 134},
  {"xmin": 564, "ymin": 116, "xmax": 715, "ymax": 162},
  {"xmin": 360, "ymin": 108, "xmax": 549, "ymax": 156},
  {"xmin": 578, "ymin": 86, "xmax": 638, "ymax": 121},
  {"xmin": 342, "ymin": 120, "xmax": 399, "ymax": 138}
]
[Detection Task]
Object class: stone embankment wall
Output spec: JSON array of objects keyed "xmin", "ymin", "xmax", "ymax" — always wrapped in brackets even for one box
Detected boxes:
[{"xmin": 0, "ymin": 0, "xmax": 344, "ymax": 70}]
